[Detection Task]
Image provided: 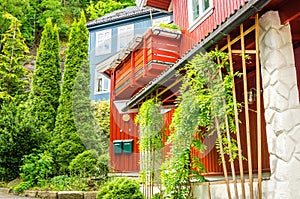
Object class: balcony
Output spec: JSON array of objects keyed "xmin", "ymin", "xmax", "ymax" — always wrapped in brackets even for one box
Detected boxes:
[{"xmin": 112, "ymin": 27, "xmax": 181, "ymax": 99}]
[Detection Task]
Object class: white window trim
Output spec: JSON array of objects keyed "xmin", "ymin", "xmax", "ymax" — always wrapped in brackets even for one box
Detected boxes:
[
  {"xmin": 188, "ymin": 0, "xmax": 214, "ymax": 32},
  {"xmin": 95, "ymin": 29, "xmax": 112, "ymax": 56},
  {"xmin": 117, "ymin": 24, "xmax": 134, "ymax": 51},
  {"xmin": 94, "ymin": 71, "xmax": 110, "ymax": 94}
]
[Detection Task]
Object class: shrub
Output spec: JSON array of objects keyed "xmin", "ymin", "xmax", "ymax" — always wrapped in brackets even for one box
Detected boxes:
[
  {"xmin": 97, "ymin": 177, "xmax": 145, "ymax": 199},
  {"xmin": 69, "ymin": 150, "xmax": 100, "ymax": 177},
  {"xmin": 20, "ymin": 152, "xmax": 55, "ymax": 186},
  {"xmin": 13, "ymin": 181, "xmax": 34, "ymax": 193}
]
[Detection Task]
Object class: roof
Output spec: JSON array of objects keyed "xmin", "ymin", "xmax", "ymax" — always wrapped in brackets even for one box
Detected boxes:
[
  {"xmin": 86, "ymin": 6, "xmax": 153, "ymax": 27},
  {"xmin": 122, "ymin": 0, "xmax": 271, "ymax": 112}
]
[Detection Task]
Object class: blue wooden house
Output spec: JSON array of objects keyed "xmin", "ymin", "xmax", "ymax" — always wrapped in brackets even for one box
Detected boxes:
[{"xmin": 87, "ymin": 6, "xmax": 172, "ymax": 101}]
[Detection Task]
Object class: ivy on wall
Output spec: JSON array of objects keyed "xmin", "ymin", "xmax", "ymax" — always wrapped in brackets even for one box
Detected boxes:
[{"xmin": 160, "ymin": 50, "xmax": 241, "ymax": 198}]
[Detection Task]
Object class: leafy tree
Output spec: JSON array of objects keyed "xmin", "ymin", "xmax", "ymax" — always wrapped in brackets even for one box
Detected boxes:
[
  {"xmin": 86, "ymin": 0, "xmax": 135, "ymax": 20},
  {"xmin": 0, "ymin": 13, "xmax": 30, "ymax": 104},
  {"xmin": 52, "ymin": 12, "xmax": 89, "ymax": 173},
  {"xmin": 27, "ymin": 18, "xmax": 61, "ymax": 149},
  {"xmin": 0, "ymin": 0, "xmax": 31, "ymax": 48}
]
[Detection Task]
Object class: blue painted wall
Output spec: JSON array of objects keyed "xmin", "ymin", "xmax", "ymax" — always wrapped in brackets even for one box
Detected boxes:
[{"xmin": 88, "ymin": 11, "xmax": 172, "ymax": 102}]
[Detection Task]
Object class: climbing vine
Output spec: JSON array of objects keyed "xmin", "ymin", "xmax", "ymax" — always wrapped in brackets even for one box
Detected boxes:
[
  {"xmin": 135, "ymin": 98, "xmax": 165, "ymax": 196},
  {"xmin": 161, "ymin": 49, "xmax": 241, "ymax": 198}
]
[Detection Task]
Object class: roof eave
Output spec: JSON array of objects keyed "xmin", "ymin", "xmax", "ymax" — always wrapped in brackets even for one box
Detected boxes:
[{"xmin": 122, "ymin": 0, "xmax": 271, "ymax": 112}]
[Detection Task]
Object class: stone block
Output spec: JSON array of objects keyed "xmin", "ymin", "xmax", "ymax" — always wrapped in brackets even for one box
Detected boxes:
[
  {"xmin": 288, "ymin": 85, "xmax": 300, "ymax": 108},
  {"xmin": 84, "ymin": 191, "xmax": 98, "ymax": 199},
  {"xmin": 264, "ymin": 109, "xmax": 275, "ymax": 124},
  {"xmin": 38, "ymin": 191, "xmax": 58, "ymax": 199},
  {"xmin": 273, "ymin": 81, "xmax": 289, "ymax": 100},
  {"xmin": 24, "ymin": 190, "xmax": 37, "ymax": 197},
  {"xmin": 259, "ymin": 11, "xmax": 281, "ymax": 33},
  {"xmin": 264, "ymin": 28, "xmax": 284, "ymax": 49},
  {"xmin": 275, "ymin": 133, "xmax": 295, "ymax": 162},
  {"xmin": 265, "ymin": 50, "xmax": 286, "ymax": 74},
  {"xmin": 58, "ymin": 191, "xmax": 84, "ymax": 199},
  {"xmin": 274, "ymin": 159, "xmax": 289, "ymax": 181}
]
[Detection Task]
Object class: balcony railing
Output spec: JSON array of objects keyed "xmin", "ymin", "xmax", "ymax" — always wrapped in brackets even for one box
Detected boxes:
[{"xmin": 112, "ymin": 27, "xmax": 181, "ymax": 99}]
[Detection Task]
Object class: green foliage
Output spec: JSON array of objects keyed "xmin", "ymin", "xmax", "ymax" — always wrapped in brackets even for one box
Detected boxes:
[
  {"xmin": 86, "ymin": 0, "xmax": 135, "ymax": 20},
  {"xmin": 69, "ymin": 150, "xmax": 109, "ymax": 178},
  {"xmin": 0, "ymin": 101, "xmax": 36, "ymax": 181},
  {"xmin": 20, "ymin": 152, "xmax": 55, "ymax": 186},
  {"xmin": 97, "ymin": 177, "xmax": 145, "ymax": 199},
  {"xmin": 51, "ymin": 12, "xmax": 89, "ymax": 174},
  {"xmin": 0, "ymin": 13, "xmax": 30, "ymax": 104},
  {"xmin": 161, "ymin": 50, "xmax": 240, "ymax": 198},
  {"xmin": 93, "ymin": 100, "xmax": 110, "ymax": 138},
  {"xmin": 0, "ymin": 0, "xmax": 31, "ymax": 45},
  {"xmin": 27, "ymin": 18, "xmax": 61, "ymax": 150},
  {"xmin": 13, "ymin": 181, "xmax": 34, "ymax": 193},
  {"xmin": 36, "ymin": 175, "xmax": 95, "ymax": 191},
  {"xmin": 135, "ymin": 98, "xmax": 164, "ymax": 187},
  {"xmin": 158, "ymin": 23, "xmax": 181, "ymax": 31}
]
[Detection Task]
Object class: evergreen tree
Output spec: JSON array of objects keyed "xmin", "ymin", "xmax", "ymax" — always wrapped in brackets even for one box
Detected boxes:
[
  {"xmin": 0, "ymin": 100, "xmax": 36, "ymax": 181},
  {"xmin": 27, "ymin": 18, "xmax": 61, "ymax": 149},
  {"xmin": 52, "ymin": 12, "xmax": 89, "ymax": 173},
  {"xmin": 0, "ymin": 13, "xmax": 29, "ymax": 104}
]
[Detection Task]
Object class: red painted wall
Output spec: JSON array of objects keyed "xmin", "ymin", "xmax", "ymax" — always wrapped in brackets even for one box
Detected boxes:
[{"xmin": 173, "ymin": 0, "xmax": 249, "ymax": 55}]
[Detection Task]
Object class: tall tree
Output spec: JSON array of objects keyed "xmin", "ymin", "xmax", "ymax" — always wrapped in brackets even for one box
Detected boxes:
[
  {"xmin": 0, "ymin": 13, "xmax": 29, "ymax": 104},
  {"xmin": 27, "ymin": 18, "xmax": 61, "ymax": 149},
  {"xmin": 0, "ymin": 14, "xmax": 33, "ymax": 181},
  {"xmin": 52, "ymin": 12, "xmax": 89, "ymax": 173}
]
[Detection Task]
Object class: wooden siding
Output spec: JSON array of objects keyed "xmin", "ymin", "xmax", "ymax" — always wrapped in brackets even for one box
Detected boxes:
[
  {"xmin": 109, "ymin": 101, "xmax": 140, "ymax": 172},
  {"xmin": 145, "ymin": 0, "xmax": 172, "ymax": 11},
  {"xmin": 161, "ymin": 73, "xmax": 270, "ymax": 175},
  {"xmin": 173, "ymin": 0, "xmax": 249, "ymax": 55}
]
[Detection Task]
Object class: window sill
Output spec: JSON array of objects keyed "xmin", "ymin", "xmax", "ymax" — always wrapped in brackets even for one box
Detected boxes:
[
  {"xmin": 188, "ymin": 7, "xmax": 214, "ymax": 33},
  {"xmin": 95, "ymin": 91, "xmax": 110, "ymax": 95}
]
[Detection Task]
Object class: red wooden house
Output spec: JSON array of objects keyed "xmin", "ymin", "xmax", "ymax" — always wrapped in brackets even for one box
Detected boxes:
[{"xmin": 106, "ymin": 0, "xmax": 300, "ymax": 198}]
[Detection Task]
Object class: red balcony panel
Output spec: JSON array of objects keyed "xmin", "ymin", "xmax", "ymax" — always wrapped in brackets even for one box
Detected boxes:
[{"xmin": 114, "ymin": 27, "xmax": 181, "ymax": 99}]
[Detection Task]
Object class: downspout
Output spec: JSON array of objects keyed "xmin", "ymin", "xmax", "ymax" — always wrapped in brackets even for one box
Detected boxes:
[{"xmin": 122, "ymin": 0, "xmax": 271, "ymax": 112}]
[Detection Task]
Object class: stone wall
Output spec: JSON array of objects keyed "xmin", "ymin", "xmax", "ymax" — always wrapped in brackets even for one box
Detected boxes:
[{"xmin": 259, "ymin": 10, "xmax": 300, "ymax": 199}]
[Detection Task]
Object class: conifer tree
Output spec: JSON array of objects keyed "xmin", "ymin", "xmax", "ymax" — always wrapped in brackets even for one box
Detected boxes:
[
  {"xmin": 52, "ymin": 12, "xmax": 89, "ymax": 173},
  {"xmin": 27, "ymin": 18, "xmax": 61, "ymax": 149},
  {"xmin": 0, "ymin": 13, "xmax": 29, "ymax": 104}
]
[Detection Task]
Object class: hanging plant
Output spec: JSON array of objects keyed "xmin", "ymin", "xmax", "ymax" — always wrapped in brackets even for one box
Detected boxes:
[
  {"xmin": 135, "ymin": 98, "xmax": 165, "ymax": 196},
  {"xmin": 161, "ymin": 49, "xmax": 241, "ymax": 198}
]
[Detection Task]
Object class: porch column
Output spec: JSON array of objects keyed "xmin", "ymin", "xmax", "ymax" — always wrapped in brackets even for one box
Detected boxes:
[{"xmin": 259, "ymin": 11, "xmax": 300, "ymax": 199}]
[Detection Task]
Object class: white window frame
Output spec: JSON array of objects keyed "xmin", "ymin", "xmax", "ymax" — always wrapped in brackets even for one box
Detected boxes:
[
  {"xmin": 152, "ymin": 16, "xmax": 171, "ymax": 26},
  {"xmin": 188, "ymin": 0, "xmax": 213, "ymax": 32},
  {"xmin": 95, "ymin": 29, "xmax": 112, "ymax": 56},
  {"xmin": 117, "ymin": 24, "xmax": 134, "ymax": 51},
  {"xmin": 95, "ymin": 71, "xmax": 110, "ymax": 94}
]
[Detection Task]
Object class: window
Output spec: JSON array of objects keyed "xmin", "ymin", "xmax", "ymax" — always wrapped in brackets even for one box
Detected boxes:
[
  {"xmin": 95, "ymin": 29, "xmax": 112, "ymax": 55},
  {"xmin": 152, "ymin": 16, "xmax": 171, "ymax": 26},
  {"xmin": 188, "ymin": 0, "xmax": 213, "ymax": 31},
  {"xmin": 117, "ymin": 24, "xmax": 134, "ymax": 51},
  {"xmin": 95, "ymin": 71, "xmax": 110, "ymax": 93}
]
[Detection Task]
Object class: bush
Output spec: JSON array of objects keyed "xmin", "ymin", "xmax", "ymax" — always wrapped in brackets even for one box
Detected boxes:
[
  {"xmin": 20, "ymin": 152, "xmax": 55, "ymax": 186},
  {"xmin": 97, "ymin": 177, "xmax": 145, "ymax": 199},
  {"xmin": 13, "ymin": 181, "xmax": 34, "ymax": 193}
]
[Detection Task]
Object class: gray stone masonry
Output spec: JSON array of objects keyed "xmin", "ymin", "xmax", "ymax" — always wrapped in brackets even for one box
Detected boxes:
[{"xmin": 259, "ymin": 10, "xmax": 300, "ymax": 199}]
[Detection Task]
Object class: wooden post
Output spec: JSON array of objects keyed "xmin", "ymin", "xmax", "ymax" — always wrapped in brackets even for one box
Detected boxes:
[
  {"xmin": 240, "ymin": 23, "xmax": 254, "ymax": 199},
  {"xmin": 255, "ymin": 13, "xmax": 263, "ymax": 199},
  {"xmin": 215, "ymin": 118, "xmax": 232, "ymax": 199},
  {"xmin": 227, "ymin": 34, "xmax": 246, "ymax": 199},
  {"xmin": 217, "ymin": 63, "xmax": 239, "ymax": 198}
]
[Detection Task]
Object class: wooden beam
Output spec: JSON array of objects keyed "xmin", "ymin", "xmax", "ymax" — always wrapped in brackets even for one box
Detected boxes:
[
  {"xmin": 240, "ymin": 23, "xmax": 254, "ymax": 199},
  {"xmin": 255, "ymin": 13, "xmax": 263, "ymax": 199},
  {"xmin": 279, "ymin": 0, "xmax": 300, "ymax": 24}
]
